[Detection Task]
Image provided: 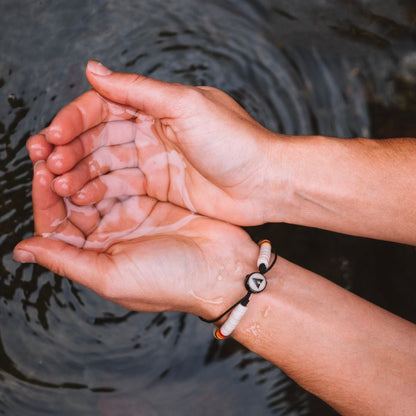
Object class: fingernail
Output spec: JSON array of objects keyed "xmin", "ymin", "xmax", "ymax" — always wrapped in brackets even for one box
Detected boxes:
[
  {"xmin": 74, "ymin": 190, "xmax": 86, "ymax": 201},
  {"xmin": 45, "ymin": 126, "xmax": 62, "ymax": 143},
  {"xmin": 34, "ymin": 160, "xmax": 45, "ymax": 168},
  {"xmin": 13, "ymin": 249, "xmax": 36, "ymax": 264},
  {"xmin": 51, "ymin": 177, "xmax": 57, "ymax": 192},
  {"xmin": 51, "ymin": 177, "xmax": 65, "ymax": 192},
  {"xmin": 34, "ymin": 160, "xmax": 45, "ymax": 173},
  {"xmin": 47, "ymin": 152, "xmax": 63, "ymax": 170},
  {"xmin": 51, "ymin": 177, "xmax": 69, "ymax": 194},
  {"xmin": 87, "ymin": 60, "xmax": 112, "ymax": 76}
]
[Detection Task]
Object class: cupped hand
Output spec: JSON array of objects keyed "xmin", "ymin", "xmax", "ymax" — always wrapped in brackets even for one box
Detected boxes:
[
  {"xmin": 42, "ymin": 61, "xmax": 282, "ymax": 226},
  {"xmin": 13, "ymin": 161, "xmax": 259, "ymax": 319}
]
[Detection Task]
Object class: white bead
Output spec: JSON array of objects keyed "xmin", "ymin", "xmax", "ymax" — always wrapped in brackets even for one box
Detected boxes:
[
  {"xmin": 257, "ymin": 240, "xmax": 271, "ymax": 270},
  {"xmin": 219, "ymin": 303, "xmax": 248, "ymax": 336}
]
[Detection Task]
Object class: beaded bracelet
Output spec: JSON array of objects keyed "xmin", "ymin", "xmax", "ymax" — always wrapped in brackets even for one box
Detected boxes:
[{"xmin": 200, "ymin": 239, "xmax": 277, "ymax": 340}]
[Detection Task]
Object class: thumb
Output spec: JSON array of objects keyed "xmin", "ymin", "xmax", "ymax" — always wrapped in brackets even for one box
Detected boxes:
[
  {"xmin": 13, "ymin": 237, "xmax": 109, "ymax": 295},
  {"xmin": 86, "ymin": 60, "xmax": 186, "ymax": 118}
]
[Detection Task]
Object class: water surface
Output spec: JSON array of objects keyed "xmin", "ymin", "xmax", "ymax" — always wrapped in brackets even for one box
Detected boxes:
[{"xmin": 1, "ymin": 1, "xmax": 416, "ymax": 414}]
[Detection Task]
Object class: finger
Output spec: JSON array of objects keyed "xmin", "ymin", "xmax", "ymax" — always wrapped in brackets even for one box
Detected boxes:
[
  {"xmin": 13, "ymin": 237, "xmax": 109, "ymax": 295},
  {"xmin": 27, "ymin": 133, "xmax": 54, "ymax": 164},
  {"xmin": 32, "ymin": 160, "xmax": 68, "ymax": 235},
  {"xmin": 70, "ymin": 168, "xmax": 146, "ymax": 205},
  {"xmin": 45, "ymin": 89, "xmax": 136, "ymax": 146},
  {"xmin": 86, "ymin": 60, "xmax": 186, "ymax": 118},
  {"xmin": 47, "ymin": 120, "xmax": 139, "ymax": 175},
  {"xmin": 32, "ymin": 161, "xmax": 85, "ymax": 245},
  {"xmin": 52, "ymin": 143, "xmax": 139, "ymax": 197},
  {"xmin": 85, "ymin": 196, "xmax": 157, "ymax": 250}
]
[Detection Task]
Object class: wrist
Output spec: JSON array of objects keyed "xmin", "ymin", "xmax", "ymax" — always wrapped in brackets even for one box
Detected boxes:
[
  {"xmin": 199, "ymin": 239, "xmax": 279, "ymax": 339},
  {"xmin": 191, "ymin": 236, "xmax": 260, "ymax": 322},
  {"xmin": 228, "ymin": 256, "xmax": 283, "ymax": 347},
  {"xmin": 260, "ymin": 132, "xmax": 299, "ymax": 224},
  {"xmin": 261, "ymin": 134, "xmax": 339, "ymax": 226}
]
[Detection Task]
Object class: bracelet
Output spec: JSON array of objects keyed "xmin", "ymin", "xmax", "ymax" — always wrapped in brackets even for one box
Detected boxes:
[{"xmin": 200, "ymin": 239, "xmax": 277, "ymax": 340}]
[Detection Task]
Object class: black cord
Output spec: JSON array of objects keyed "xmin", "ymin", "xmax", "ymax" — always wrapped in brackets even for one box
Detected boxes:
[
  {"xmin": 199, "ymin": 292, "xmax": 251, "ymax": 323},
  {"xmin": 265, "ymin": 252, "xmax": 278, "ymax": 273},
  {"xmin": 199, "ymin": 252, "xmax": 278, "ymax": 324}
]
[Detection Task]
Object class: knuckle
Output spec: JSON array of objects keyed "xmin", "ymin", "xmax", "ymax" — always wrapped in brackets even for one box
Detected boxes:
[
  {"xmin": 126, "ymin": 74, "xmax": 147, "ymax": 103},
  {"xmin": 197, "ymin": 85, "xmax": 218, "ymax": 94},
  {"xmin": 177, "ymin": 86, "xmax": 206, "ymax": 107}
]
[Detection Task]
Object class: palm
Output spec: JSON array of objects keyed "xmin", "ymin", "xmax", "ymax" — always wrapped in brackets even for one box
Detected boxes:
[
  {"xmin": 28, "ymin": 161, "xmax": 254, "ymax": 315},
  {"xmin": 45, "ymin": 87, "xmax": 270, "ymax": 225},
  {"xmin": 99, "ymin": 202, "xmax": 249, "ymax": 314}
]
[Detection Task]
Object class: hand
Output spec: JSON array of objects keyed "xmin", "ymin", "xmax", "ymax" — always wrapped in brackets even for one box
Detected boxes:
[
  {"xmin": 41, "ymin": 60, "xmax": 283, "ymax": 226},
  {"xmin": 13, "ymin": 160, "xmax": 259, "ymax": 318}
]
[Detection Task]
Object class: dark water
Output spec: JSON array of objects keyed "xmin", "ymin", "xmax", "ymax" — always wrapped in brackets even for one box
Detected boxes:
[{"xmin": 1, "ymin": 1, "xmax": 416, "ymax": 414}]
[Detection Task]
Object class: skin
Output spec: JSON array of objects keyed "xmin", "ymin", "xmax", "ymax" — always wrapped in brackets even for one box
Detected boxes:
[
  {"xmin": 39, "ymin": 61, "xmax": 416, "ymax": 245},
  {"xmin": 42, "ymin": 66, "xmax": 278, "ymax": 226},
  {"xmin": 15, "ymin": 159, "xmax": 259, "ymax": 318},
  {"xmin": 14, "ymin": 61, "xmax": 416, "ymax": 414},
  {"xmin": 271, "ymin": 135, "xmax": 416, "ymax": 245},
  {"xmin": 233, "ymin": 258, "xmax": 416, "ymax": 415}
]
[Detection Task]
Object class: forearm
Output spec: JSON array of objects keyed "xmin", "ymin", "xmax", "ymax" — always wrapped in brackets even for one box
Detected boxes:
[
  {"xmin": 266, "ymin": 135, "xmax": 416, "ymax": 244},
  {"xmin": 229, "ymin": 256, "xmax": 416, "ymax": 415}
]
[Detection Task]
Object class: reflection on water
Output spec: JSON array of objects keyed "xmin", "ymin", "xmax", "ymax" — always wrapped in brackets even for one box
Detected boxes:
[{"xmin": 1, "ymin": 0, "xmax": 416, "ymax": 415}]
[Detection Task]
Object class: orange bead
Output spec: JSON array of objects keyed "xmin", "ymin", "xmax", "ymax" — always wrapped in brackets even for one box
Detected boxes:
[{"xmin": 213, "ymin": 328, "xmax": 227, "ymax": 340}]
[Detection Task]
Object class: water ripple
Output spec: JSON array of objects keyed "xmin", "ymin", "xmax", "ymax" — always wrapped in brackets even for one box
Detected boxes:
[{"xmin": 1, "ymin": 1, "xmax": 416, "ymax": 415}]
